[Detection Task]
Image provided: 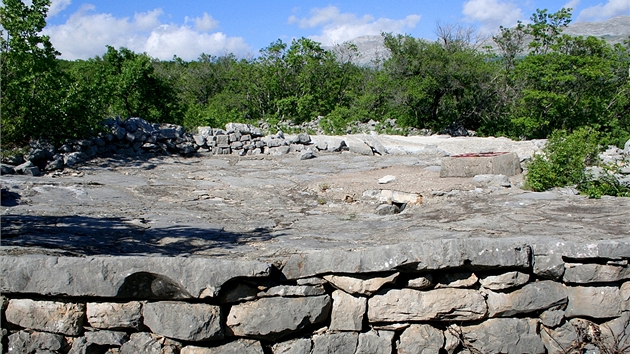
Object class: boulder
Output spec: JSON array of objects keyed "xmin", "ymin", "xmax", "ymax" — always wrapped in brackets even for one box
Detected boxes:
[
  {"xmin": 462, "ymin": 318, "xmax": 545, "ymax": 354},
  {"xmin": 5, "ymin": 299, "xmax": 84, "ymax": 336},
  {"xmin": 87, "ymin": 301, "xmax": 143, "ymax": 330},
  {"xmin": 143, "ymin": 301, "xmax": 223, "ymax": 341},
  {"xmin": 329, "ymin": 290, "xmax": 366, "ymax": 331},
  {"xmin": 485, "ymin": 280, "xmax": 567, "ymax": 317},
  {"xmin": 227, "ymin": 295, "xmax": 331, "ymax": 340},
  {"xmin": 398, "ymin": 324, "xmax": 444, "ymax": 354},
  {"xmin": 367, "ymin": 288, "xmax": 487, "ymax": 322},
  {"xmin": 323, "ymin": 273, "xmax": 398, "ymax": 296}
]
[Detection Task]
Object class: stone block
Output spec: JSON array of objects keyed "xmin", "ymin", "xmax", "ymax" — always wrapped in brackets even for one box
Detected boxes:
[
  {"xmin": 87, "ymin": 301, "xmax": 143, "ymax": 330},
  {"xmin": 563, "ymin": 263, "xmax": 630, "ymax": 283},
  {"xmin": 479, "ymin": 271, "xmax": 529, "ymax": 290},
  {"xmin": 440, "ymin": 152, "xmax": 521, "ymax": 177},
  {"xmin": 227, "ymin": 295, "xmax": 331, "ymax": 340},
  {"xmin": 356, "ymin": 330, "xmax": 394, "ymax": 354},
  {"xmin": 5, "ymin": 299, "xmax": 84, "ymax": 336},
  {"xmin": 566, "ymin": 285, "xmax": 621, "ymax": 318},
  {"xmin": 367, "ymin": 288, "xmax": 486, "ymax": 322},
  {"xmin": 462, "ymin": 318, "xmax": 545, "ymax": 354},
  {"xmin": 533, "ymin": 254, "xmax": 565, "ymax": 280},
  {"xmin": 8, "ymin": 330, "xmax": 65, "ymax": 353},
  {"xmin": 323, "ymin": 273, "xmax": 398, "ymax": 296},
  {"xmin": 398, "ymin": 324, "xmax": 444, "ymax": 354},
  {"xmin": 378, "ymin": 190, "xmax": 422, "ymax": 205},
  {"xmin": 259, "ymin": 285, "xmax": 325, "ymax": 297},
  {"xmin": 485, "ymin": 280, "xmax": 567, "ymax": 317},
  {"xmin": 181, "ymin": 339, "xmax": 264, "ymax": 354},
  {"xmin": 311, "ymin": 332, "xmax": 358, "ymax": 354},
  {"xmin": 143, "ymin": 301, "xmax": 223, "ymax": 341},
  {"xmin": 119, "ymin": 332, "xmax": 181, "ymax": 354},
  {"xmin": 272, "ymin": 338, "xmax": 313, "ymax": 354},
  {"xmin": 85, "ymin": 330, "xmax": 129, "ymax": 346},
  {"xmin": 329, "ymin": 290, "xmax": 366, "ymax": 331}
]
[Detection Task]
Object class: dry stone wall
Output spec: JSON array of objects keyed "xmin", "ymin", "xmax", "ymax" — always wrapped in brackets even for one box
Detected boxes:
[{"xmin": 2, "ymin": 239, "xmax": 630, "ymax": 353}]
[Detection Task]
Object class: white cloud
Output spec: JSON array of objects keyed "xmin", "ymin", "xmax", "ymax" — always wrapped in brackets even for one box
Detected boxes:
[
  {"xmin": 288, "ymin": 6, "xmax": 421, "ymax": 45},
  {"xmin": 563, "ymin": 0, "xmax": 581, "ymax": 11},
  {"xmin": 577, "ymin": 0, "xmax": 630, "ymax": 21},
  {"xmin": 48, "ymin": 0, "xmax": 72, "ymax": 17},
  {"xmin": 42, "ymin": 5, "xmax": 251, "ymax": 60},
  {"xmin": 462, "ymin": 0, "xmax": 524, "ymax": 34}
]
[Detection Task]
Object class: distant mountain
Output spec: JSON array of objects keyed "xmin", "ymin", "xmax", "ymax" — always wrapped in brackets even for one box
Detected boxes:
[{"xmin": 326, "ymin": 16, "xmax": 630, "ymax": 66}]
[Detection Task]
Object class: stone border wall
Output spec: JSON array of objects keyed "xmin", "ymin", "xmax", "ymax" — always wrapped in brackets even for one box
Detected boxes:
[{"xmin": 2, "ymin": 239, "xmax": 630, "ymax": 353}]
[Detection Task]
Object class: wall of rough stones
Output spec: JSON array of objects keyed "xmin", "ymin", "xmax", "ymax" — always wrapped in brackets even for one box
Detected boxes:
[{"xmin": 2, "ymin": 239, "xmax": 630, "ymax": 353}]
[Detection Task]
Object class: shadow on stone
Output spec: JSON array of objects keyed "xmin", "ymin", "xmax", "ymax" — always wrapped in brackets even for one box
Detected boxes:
[{"xmin": 116, "ymin": 272, "xmax": 192, "ymax": 299}]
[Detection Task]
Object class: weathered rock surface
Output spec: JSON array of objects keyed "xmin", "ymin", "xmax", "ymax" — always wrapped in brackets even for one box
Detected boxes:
[
  {"xmin": 8, "ymin": 330, "xmax": 65, "ymax": 353},
  {"xmin": 181, "ymin": 340, "xmax": 264, "ymax": 354},
  {"xmin": 119, "ymin": 332, "xmax": 181, "ymax": 354},
  {"xmin": 479, "ymin": 271, "xmax": 529, "ymax": 290},
  {"xmin": 367, "ymin": 288, "xmax": 487, "ymax": 322},
  {"xmin": 329, "ymin": 290, "xmax": 366, "ymax": 331},
  {"xmin": 0, "ymin": 255, "xmax": 271, "ymax": 298},
  {"xmin": 563, "ymin": 263, "xmax": 630, "ymax": 283},
  {"xmin": 323, "ymin": 273, "xmax": 398, "ymax": 296},
  {"xmin": 311, "ymin": 332, "xmax": 358, "ymax": 354},
  {"xmin": 398, "ymin": 324, "xmax": 444, "ymax": 354},
  {"xmin": 485, "ymin": 280, "xmax": 567, "ymax": 317},
  {"xmin": 533, "ymin": 254, "xmax": 565, "ymax": 280},
  {"xmin": 143, "ymin": 302, "xmax": 223, "ymax": 341},
  {"xmin": 462, "ymin": 318, "xmax": 545, "ymax": 354},
  {"xmin": 227, "ymin": 295, "xmax": 331, "ymax": 340},
  {"xmin": 87, "ymin": 301, "xmax": 143, "ymax": 329},
  {"xmin": 434, "ymin": 272, "xmax": 478, "ymax": 288},
  {"xmin": 565, "ymin": 285, "xmax": 622, "ymax": 318},
  {"xmin": 85, "ymin": 330, "xmax": 129, "ymax": 346},
  {"xmin": 406, "ymin": 275, "xmax": 433, "ymax": 289},
  {"xmin": 259, "ymin": 285, "xmax": 326, "ymax": 297},
  {"xmin": 5, "ymin": 299, "xmax": 84, "ymax": 336},
  {"xmin": 355, "ymin": 330, "xmax": 394, "ymax": 354},
  {"xmin": 272, "ymin": 338, "xmax": 313, "ymax": 354}
]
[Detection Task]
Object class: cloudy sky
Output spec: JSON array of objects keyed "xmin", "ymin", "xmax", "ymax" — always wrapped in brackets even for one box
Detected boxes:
[{"xmin": 31, "ymin": 0, "xmax": 630, "ymax": 60}]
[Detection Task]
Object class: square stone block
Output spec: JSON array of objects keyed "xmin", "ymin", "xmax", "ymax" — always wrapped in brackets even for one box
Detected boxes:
[{"xmin": 440, "ymin": 152, "xmax": 521, "ymax": 177}]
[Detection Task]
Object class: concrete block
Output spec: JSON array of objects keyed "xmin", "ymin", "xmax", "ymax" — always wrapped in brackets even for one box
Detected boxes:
[{"xmin": 440, "ymin": 152, "xmax": 521, "ymax": 177}]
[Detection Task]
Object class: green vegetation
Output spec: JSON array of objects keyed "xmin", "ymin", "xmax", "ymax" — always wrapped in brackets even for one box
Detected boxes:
[{"xmin": 1, "ymin": 2, "xmax": 629, "ymax": 195}]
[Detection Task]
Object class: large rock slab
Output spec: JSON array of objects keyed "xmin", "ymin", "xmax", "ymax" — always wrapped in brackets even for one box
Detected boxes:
[
  {"xmin": 565, "ymin": 285, "xmax": 622, "ymax": 318},
  {"xmin": 563, "ymin": 263, "xmax": 630, "ymax": 283},
  {"xmin": 87, "ymin": 301, "xmax": 143, "ymax": 329},
  {"xmin": 227, "ymin": 295, "xmax": 331, "ymax": 340},
  {"xmin": 440, "ymin": 152, "xmax": 521, "ymax": 177},
  {"xmin": 282, "ymin": 239, "xmax": 530, "ymax": 279},
  {"xmin": 143, "ymin": 302, "xmax": 223, "ymax": 341},
  {"xmin": 461, "ymin": 318, "xmax": 545, "ymax": 354},
  {"xmin": 329, "ymin": 290, "xmax": 366, "ymax": 331},
  {"xmin": 181, "ymin": 340, "xmax": 264, "ymax": 354},
  {"xmin": 367, "ymin": 288, "xmax": 486, "ymax": 322},
  {"xmin": 398, "ymin": 324, "xmax": 444, "ymax": 354},
  {"xmin": 532, "ymin": 240, "xmax": 630, "ymax": 261},
  {"xmin": 5, "ymin": 299, "xmax": 84, "ymax": 336},
  {"xmin": 485, "ymin": 280, "xmax": 567, "ymax": 317},
  {"xmin": 1, "ymin": 255, "xmax": 271, "ymax": 298}
]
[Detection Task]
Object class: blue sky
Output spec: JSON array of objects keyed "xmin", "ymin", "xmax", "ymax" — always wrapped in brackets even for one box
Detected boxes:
[{"xmin": 35, "ymin": 0, "xmax": 630, "ymax": 60}]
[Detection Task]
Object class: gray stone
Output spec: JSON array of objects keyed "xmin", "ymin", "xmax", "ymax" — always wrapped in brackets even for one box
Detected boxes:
[
  {"xmin": 323, "ymin": 273, "xmax": 398, "ymax": 296},
  {"xmin": 295, "ymin": 133, "xmax": 311, "ymax": 144},
  {"xmin": 227, "ymin": 295, "xmax": 331, "ymax": 340},
  {"xmin": 22, "ymin": 166, "xmax": 41, "ymax": 176},
  {"xmin": 181, "ymin": 340, "xmax": 264, "ymax": 354},
  {"xmin": 621, "ymin": 282, "xmax": 630, "ymax": 311},
  {"xmin": 87, "ymin": 301, "xmax": 143, "ymax": 330},
  {"xmin": 272, "ymin": 338, "xmax": 312, "ymax": 354},
  {"xmin": 299, "ymin": 150, "xmax": 315, "ymax": 160},
  {"xmin": 85, "ymin": 330, "xmax": 129, "ymax": 346},
  {"xmin": 315, "ymin": 140, "xmax": 328, "ymax": 151},
  {"xmin": 566, "ymin": 285, "xmax": 622, "ymax": 318},
  {"xmin": 379, "ymin": 189, "xmax": 422, "ymax": 205},
  {"xmin": 218, "ymin": 283, "xmax": 260, "ymax": 303},
  {"xmin": 143, "ymin": 301, "xmax": 223, "ymax": 341},
  {"xmin": 533, "ymin": 240, "xmax": 630, "ymax": 262},
  {"xmin": 120, "ymin": 332, "xmax": 181, "ymax": 354},
  {"xmin": 600, "ymin": 312, "xmax": 630, "ymax": 350},
  {"xmin": 281, "ymin": 239, "xmax": 530, "ymax": 280},
  {"xmin": 63, "ymin": 152, "xmax": 88, "ymax": 166},
  {"xmin": 434, "ymin": 272, "xmax": 478, "ymax": 288},
  {"xmin": 14, "ymin": 160, "xmax": 34, "ymax": 174},
  {"xmin": 259, "ymin": 285, "xmax": 326, "ymax": 297},
  {"xmin": 486, "ymin": 280, "xmax": 567, "ymax": 317},
  {"xmin": 443, "ymin": 325, "xmax": 460, "ymax": 354},
  {"xmin": 367, "ymin": 288, "xmax": 486, "ymax": 322},
  {"xmin": 329, "ymin": 290, "xmax": 366, "ymax": 331},
  {"xmin": 296, "ymin": 277, "xmax": 327, "ymax": 286},
  {"xmin": 398, "ymin": 324, "xmax": 444, "ymax": 354},
  {"xmin": 407, "ymin": 275, "xmax": 434, "ymax": 289},
  {"xmin": 472, "ymin": 174, "xmax": 512, "ymax": 187},
  {"xmin": 311, "ymin": 332, "xmax": 358, "ymax": 354},
  {"xmin": 563, "ymin": 263, "xmax": 630, "ymax": 283},
  {"xmin": 539, "ymin": 309, "xmax": 565, "ymax": 328},
  {"xmin": 540, "ymin": 320, "xmax": 578, "ymax": 354},
  {"xmin": 45, "ymin": 158, "xmax": 65, "ymax": 171},
  {"xmin": 533, "ymin": 254, "xmax": 565, "ymax": 280},
  {"xmin": 8, "ymin": 330, "xmax": 65, "ymax": 353},
  {"xmin": 441, "ymin": 152, "xmax": 521, "ymax": 177},
  {"xmin": 1, "ymin": 163, "xmax": 15, "ymax": 174},
  {"xmin": 269, "ymin": 146, "xmax": 290, "ymax": 156},
  {"xmin": 364, "ymin": 135, "xmax": 388, "ymax": 155},
  {"xmin": 375, "ymin": 203, "xmax": 400, "ymax": 215},
  {"xmin": 1, "ymin": 255, "xmax": 271, "ymax": 298},
  {"xmin": 5, "ymin": 299, "xmax": 84, "ymax": 336},
  {"xmin": 356, "ymin": 330, "xmax": 394, "ymax": 354},
  {"xmin": 347, "ymin": 141, "xmax": 373, "ymax": 156},
  {"xmin": 479, "ymin": 271, "xmax": 529, "ymax": 290},
  {"xmin": 462, "ymin": 318, "xmax": 545, "ymax": 354}
]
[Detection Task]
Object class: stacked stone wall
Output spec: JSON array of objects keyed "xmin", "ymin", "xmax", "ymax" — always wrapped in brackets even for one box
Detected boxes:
[{"xmin": 2, "ymin": 239, "xmax": 630, "ymax": 353}]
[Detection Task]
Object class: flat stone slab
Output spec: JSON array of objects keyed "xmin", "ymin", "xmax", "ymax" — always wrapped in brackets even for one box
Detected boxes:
[{"xmin": 440, "ymin": 152, "xmax": 521, "ymax": 177}]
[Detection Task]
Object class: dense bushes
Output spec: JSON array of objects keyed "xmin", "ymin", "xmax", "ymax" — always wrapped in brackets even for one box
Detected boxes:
[{"xmin": 2, "ymin": 1, "xmax": 629, "ymax": 156}]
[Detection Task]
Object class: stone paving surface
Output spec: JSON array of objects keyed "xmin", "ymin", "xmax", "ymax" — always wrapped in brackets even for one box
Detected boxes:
[{"xmin": 1, "ymin": 135, "xmax": 629, "ymax": 262}]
